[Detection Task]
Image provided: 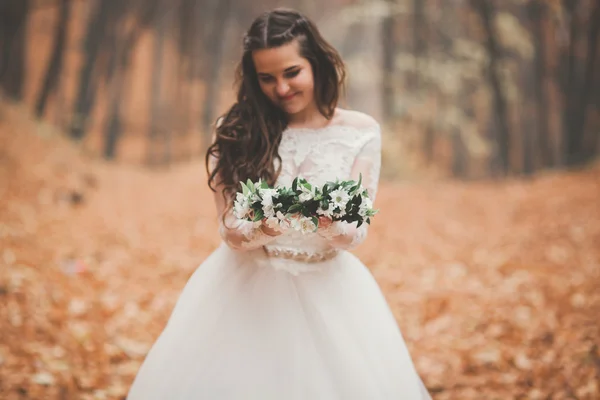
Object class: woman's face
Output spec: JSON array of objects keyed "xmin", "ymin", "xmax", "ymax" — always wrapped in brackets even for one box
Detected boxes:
[{"xmin": 252, "ymin": 39, "xmax": 315, "ymax": 116}]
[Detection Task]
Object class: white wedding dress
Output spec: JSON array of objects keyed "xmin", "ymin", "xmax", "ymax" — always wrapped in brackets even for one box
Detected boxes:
[{"xmin": 127, "ymin": 112, "xmax": 431, "ymax": 399}]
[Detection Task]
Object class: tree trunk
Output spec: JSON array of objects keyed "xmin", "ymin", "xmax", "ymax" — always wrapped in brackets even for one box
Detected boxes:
[
  {"xmin": 423, "ymin": 123, "xmax": 435, "ymax": 165},
  {"xmin": 35, "ymin": 0, "xmax": 71, "ymax": 118},
  {"xmin": 147, "ymin": 4, "xmax": 167, "ymax": 166},
  {"xmin": 561, "ymin": 0, "xmax": 582, "ymax": 165},
  {"xmin": 411, "ymin": 0, "xmax": 425, "ymax": 91},
  {"xmin": 472, "ymin": 0, "xmax": 511, "ymax": 176},
  {"xmin": 451, "ymin": 128, "xmax": 468, "ymax": 178},
  {"xmin": 528, "ymin": 0, "xmax": 552, "ymax": 168},
  {"xmin": 381, "ymin": 0, "xmax": 396, "ymax": 121},
  {"xmin": 175, "ymin": 0, "xmax": 196, "ymax": 161},
  {"xmin": 70, "ymin": 0, "xmax": 111, "ymax": 140},
  {"xmin": 0, "ymin": 0, "xmax": 29, "ymax": 100},
  {"xmin": 103, "ymin": 21, "xmax": 140, "ymax": 159},
  {"xmin": 579, "ymin": 0, "xmax": 600, "ymax": 161},
  {"xmin": 521, "ymin": 105, "xmax": 535, "ymax": 175},
  {"xmin": 201, "ymin": 0, "xmax": 232, "ymax": 142}
]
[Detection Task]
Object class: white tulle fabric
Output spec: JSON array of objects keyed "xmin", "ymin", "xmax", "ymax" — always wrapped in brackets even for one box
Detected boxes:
[{"xmin": 127, "ymin": 116, "xmax": 431, "ymax": 399}]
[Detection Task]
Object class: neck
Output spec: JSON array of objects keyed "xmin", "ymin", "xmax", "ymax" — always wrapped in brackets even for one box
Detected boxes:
[{"xmin": 286, "ymin": 102, "xmax": 329, "ymax": 128}]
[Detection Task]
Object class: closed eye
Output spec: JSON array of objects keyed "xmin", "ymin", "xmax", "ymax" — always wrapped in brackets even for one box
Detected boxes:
[
  {"xmin": 284, "ymin": 69, "xmax": 300, "ymax": 79},
  {"xmin": 258, "ymin": 69, "xmax": 300, "ymax": 83},
  {"xmin": 259, "ymin": 75, "xmax": 275, "ymax": 83}
]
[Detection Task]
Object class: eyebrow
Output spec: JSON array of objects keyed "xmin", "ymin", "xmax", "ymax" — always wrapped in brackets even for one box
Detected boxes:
[{"xmin": 257, "ymin": 66, "xmax": 300, "ymax": 76}]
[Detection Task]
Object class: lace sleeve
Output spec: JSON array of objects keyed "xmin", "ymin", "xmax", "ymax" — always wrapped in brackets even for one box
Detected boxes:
[
  {"xmin": 318, "ymin": 123, "xmax": 382, "ymax": 250},
  {"xmin": 218, "ymin": 207, "xmax": 278, "ymax": 251},
  {"xmin": 209, "ymin": 124, "xmax": 279, "ymax": 251}
]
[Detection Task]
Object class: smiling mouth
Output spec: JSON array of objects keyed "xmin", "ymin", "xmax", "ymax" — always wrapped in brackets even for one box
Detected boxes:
[{"xmin": 280, "ymin": 93, "xmax": 298, "ymax": 102}]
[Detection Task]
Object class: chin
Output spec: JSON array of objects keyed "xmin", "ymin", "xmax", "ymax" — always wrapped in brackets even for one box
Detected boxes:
[{"xmin": 282, "ymin": 101, "xmax": 310, "ymax": 115}]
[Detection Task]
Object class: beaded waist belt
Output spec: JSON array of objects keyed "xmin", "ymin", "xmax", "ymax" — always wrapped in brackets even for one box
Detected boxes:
[{"xmin": 263, "ymin": 247, "xmax": 339, "ymax": 263}]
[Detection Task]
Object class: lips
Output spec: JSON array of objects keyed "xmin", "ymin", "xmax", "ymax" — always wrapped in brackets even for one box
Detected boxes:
[{"xmin": 280, "ymin": 93, "xmax": 298, "ymax": 102}]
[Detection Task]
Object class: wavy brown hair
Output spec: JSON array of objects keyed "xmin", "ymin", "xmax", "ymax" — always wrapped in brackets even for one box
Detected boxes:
[{"xmin": 205, "ymin": 8, "xmax": 346, "ymax": 212}]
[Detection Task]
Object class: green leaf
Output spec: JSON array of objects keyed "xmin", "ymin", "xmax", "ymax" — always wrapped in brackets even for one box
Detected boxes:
[
  {"xmin": 292, "ymin": 178, "xmax": 298, "ymax": 192},
  {"xmin": 246, "ymin": 179, "xmax": 255, "ymax": 192},
  {"xmin": 240, "ymin": 181, "xmax": 250, "ymax": 196},
  {"xmin": 260, "ymin": 180, "xmax": 269, "ymax": 189},
  {"xmin": 311, "ymin": 216, "xmax": 319, "ymax": 230},
  {"xmin": 288, "ymin": 204, "xmax": 302, "ymax": 213},
  {"xmin": 252, "ymin": 209, "xmax": 264, "ymax": 222}
]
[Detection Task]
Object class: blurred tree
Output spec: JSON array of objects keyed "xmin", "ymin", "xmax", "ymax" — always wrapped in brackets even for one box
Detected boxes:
[
  {"xmin": 0, "ymin": 0, "xmax": 29, "ymax": 100},
  {"xmin": 527, "ymin": 0, "xmax": 552, "ymax": 169},
  {"xmin": 452, "ymin": 127, "xmax": 468, "ymax": 177},
  {"xmin": 558, "ymin": 0, "xmax": 600, "ymax": 166},
  {"xmin": 411, "ymin": 0, "xmax": 426, "ymax": 91},
  {"xmin": 472, "ymin": 0, "xmax": 511, "ymax": 176},
  {"xmin": 381, "ymin": 0, "xmax": 397, "ymax": 120},
  {"xmin": 147, "ymin": 0, "xmax": 169, "ymax": 166},
  {"xmin": 70, "ymin": 0, "xmax": 112, "ymax": 140},
  {"xmin": 104, "ymin": 0, "xmax": 159, "ymax": 159},
  {"xmin": 574, "ymin": 0, "xmax": 599, "ymax": 163},
  {"xmin": 561, "ymin": 0, "xmax": 582, "ymax": 166},
  {"xmin": 201, "ymin": 0, "xmax": 233, "ymax": 141},
  {"xmin": 5, "ymin": 0, "xmax": 598, "ymax": 174},
  {"xmin": 35, "ymin": 0, "xmax": 71, "ymax": 118},
  {"xmin": 173, "ymin": 0, "xmax": 198, "ymax": 160}
]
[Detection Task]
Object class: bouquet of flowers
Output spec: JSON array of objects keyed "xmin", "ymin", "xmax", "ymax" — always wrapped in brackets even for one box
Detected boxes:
[{"xmin": 233, "ymin": 175, "xmax": 378, "ymax": 234}]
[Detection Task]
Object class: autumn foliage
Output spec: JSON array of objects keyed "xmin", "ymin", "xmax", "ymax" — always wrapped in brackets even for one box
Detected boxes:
[{"xmin": 1, "ymin": 101, "xmax": 599, "ymax": 399}]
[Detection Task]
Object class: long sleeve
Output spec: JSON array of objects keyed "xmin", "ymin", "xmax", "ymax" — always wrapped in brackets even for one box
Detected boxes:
[
  {"xmin": 318, "ymin": 123, "xmax": 382, "ymax": 250},
  {"xmin": 217, "ymin": 208, "xmax": 279, "ymax": 251},
  {"xmin": 208, "ymin": 135, "xmax": 279, "ymax": 251}
]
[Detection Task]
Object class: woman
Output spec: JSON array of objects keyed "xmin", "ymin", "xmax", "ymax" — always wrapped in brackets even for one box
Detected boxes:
[{"xmin": 128, "ymin": 8, "xmax": 431, "ymax": 399}]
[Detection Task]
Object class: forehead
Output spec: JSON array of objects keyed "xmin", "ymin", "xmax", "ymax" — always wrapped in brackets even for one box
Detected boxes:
[{"xmin": 252, "ymin": 40, "xmax": 307, "ymax": 74}]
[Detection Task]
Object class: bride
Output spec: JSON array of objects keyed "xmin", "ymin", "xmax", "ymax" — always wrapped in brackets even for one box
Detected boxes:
[{"xmin": 128, "ymin": 8, "xmax": 431, "ymax": 399}]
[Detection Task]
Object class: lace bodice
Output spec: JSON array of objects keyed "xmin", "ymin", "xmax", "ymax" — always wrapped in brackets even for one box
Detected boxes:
[
  {"xmin": 215, "ymin": 111, "xmax": 382, "ymax": 260},
  {"xmin": 275, "ymin": 123, "xmax": 380, "ymax": 193}
]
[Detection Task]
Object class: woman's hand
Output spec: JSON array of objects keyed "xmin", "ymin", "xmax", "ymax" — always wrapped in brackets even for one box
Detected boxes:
[
  {"xmin": 317, "ymin": 216, "xmax": 333, "ymax": 231},
  {"xmin": 260, "ymin": 218, "xmax": 283, "ymax": 237}
]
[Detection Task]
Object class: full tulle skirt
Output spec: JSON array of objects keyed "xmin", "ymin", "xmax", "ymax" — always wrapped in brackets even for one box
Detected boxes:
[{"xmin": 127, "ymin": 244, "xmax": 431, "ymax": 399}]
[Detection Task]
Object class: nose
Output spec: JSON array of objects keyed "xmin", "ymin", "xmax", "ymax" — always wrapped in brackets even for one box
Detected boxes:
[{"xmin": 275, "ymin": 81, "xmax": 290, "ymax": 97}]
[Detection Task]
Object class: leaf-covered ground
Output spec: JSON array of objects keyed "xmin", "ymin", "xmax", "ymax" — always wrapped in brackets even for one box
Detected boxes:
[{"xmin": 1, "ymin": 103, "xmax": 599, "ymax": 399}]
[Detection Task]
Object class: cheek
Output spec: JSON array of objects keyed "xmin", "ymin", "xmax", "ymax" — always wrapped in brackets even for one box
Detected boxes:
[
  {"xmin": 294, "ymin": 71, "xmax": 314, "ymax": 93},
  {"xmin": 259, "ymin": 81, "xmax": 276, "ymax": 99}
]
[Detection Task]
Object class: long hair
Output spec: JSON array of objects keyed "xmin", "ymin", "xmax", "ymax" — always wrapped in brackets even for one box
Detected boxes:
[{"xmin": 205, "ymin": 8, "xmax": 346, "ymax": 212}]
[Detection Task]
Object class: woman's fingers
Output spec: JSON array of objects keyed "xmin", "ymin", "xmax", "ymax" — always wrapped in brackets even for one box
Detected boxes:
[{"xmin": 318, "ymin": 216, "xmax": 332, "ymax": 229}]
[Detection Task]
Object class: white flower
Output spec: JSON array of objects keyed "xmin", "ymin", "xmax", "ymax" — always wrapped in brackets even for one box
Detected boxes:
[
  {"xmin": 301, "ymin": 217, "xmax": 317, "ymax": 234},
  {"xmin": 291, "ymin": 216, "xmax": 316, "ymax": 234},
  {"xmin": 233, "ymin": 195, "xmax": 251, "ymax": 219},
  {"xmin": 358, "ymin": 197, "xmax": 373, "ymax": 217},
  {"xmin": 259, "ymin": 188, "xmax": 278, "ymax": 207},
  {"xmin": 276, "ymin": 211, "xmax": 290, "ymax": 231},
  {"xmin": 264, "ymin": 211, "xmax": 290, "ymax": 232},
  {"xmin": 236, "ymin": 192, "xmax": 246, "ymax": 203},
  {"xmin": 262, "ymin": 203, "xmax": 275, "ymax": 218},
  {"xmin": 329, "ymin": 188, "xmax": 350, "ymax": 210},
  {"xmin": 298, "ymin": 185, "xmax": 316, "ymax": 203},
  {"xmin": 317, "ymin": 202, "xmax": 335, "ymax": 218},
  {"xmin": 237, "ymin": 219, "xmax": 261, "ymax": 238}
]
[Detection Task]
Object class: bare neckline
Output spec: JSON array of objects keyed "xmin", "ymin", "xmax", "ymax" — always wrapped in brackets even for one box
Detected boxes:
[
  {"xmin": 284, "ymin": 124, "xmax": 341, "ymax": 133},
  {"xmin": 284, "ymin": 108, "xmax": 348, "ymax": 133}
]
